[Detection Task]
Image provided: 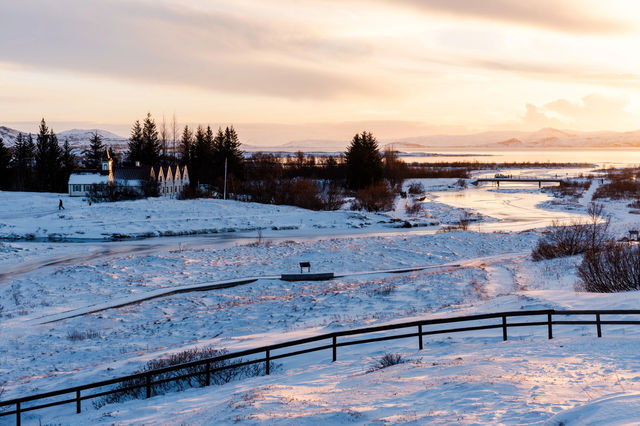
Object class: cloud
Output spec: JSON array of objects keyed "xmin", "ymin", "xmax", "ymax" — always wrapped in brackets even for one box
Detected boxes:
[
  {"xmin": 0, "ymin": 0, "xmax": 379, "ymax": 99},
  {"xmin": 518, "ymin": 94, "xmax": 638, "ymax": 131},
  {"xmin": 520, "ymin": 104, "xmax": 564, "ymax": 129},
  {"xmin": 543, "ymin": 94, "xmax": 633, "ymax": 120},
  {"xmin": 385, "ymin": 0, "xmax": 627, "ymax": 34},
  {"xmin": 420, "ymin": 54, "xmax": 640, "ymax": 89}
]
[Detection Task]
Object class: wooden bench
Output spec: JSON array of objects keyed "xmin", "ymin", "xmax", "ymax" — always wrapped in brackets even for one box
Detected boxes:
[{"xmin": 299, "ymin": 262, "xmax": 311, "ymax": 273}]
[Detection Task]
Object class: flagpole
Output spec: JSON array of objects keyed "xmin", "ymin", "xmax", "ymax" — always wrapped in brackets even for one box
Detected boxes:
[{"xmin": 223, "ymin": 157, "xmax": 228, "ymax": 200}]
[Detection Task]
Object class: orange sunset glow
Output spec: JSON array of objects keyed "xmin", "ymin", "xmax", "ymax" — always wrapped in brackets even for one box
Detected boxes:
[{"xmin": 2, "ymin": 0, "xmax": 640, "ymax": 143}]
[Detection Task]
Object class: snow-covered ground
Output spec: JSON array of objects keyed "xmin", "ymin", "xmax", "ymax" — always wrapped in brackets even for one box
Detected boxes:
[
  {"xmin": 0, "ymin": 192, "xmax": 394, "ymax": 241},
  {"xmin": 2, "ymin": 173, "xmax": 640, "ymax": 425}
]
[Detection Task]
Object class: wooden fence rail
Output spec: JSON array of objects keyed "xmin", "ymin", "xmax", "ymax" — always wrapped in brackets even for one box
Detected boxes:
[{"xmin": 2, "ymin": 308, "xmax": 640, "ymax": 425}]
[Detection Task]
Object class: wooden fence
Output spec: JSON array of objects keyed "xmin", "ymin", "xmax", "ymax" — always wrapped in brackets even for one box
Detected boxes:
[{"xmin": 2, "ymin": 308, "xmax": 640, "ymax": 425}]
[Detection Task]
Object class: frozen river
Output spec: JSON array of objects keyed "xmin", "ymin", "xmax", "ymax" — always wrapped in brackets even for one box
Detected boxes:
[
  {"xmin": 0, "ymin": 167, "xmax": 600, "ymax": 282},
  {"xmin": 432, "ymin": 182, "xmax": 589, "ymax": 232}
]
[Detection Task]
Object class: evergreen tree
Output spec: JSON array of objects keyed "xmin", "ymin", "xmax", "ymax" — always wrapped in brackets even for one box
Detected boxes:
[
  {"xmin": 35, "ymin": 119, "xmax": 62, "ymax": 192},
  {"xmin": 12, "ymin": 133, "xmax": 36, "ymax": 190},
  {"xmin": 84, "ymin": 131, "xmax": 105, "ymax": 170},
  {"xmin": 212, "ymin": 125, "xmax": 244, "ymax": 184},
  {"xmin": 191, "ymin": 125, "xmax": 211, "ymax": 187},
  {"xmin": 0, "ymin": 137, "xmax": 10, "ymax": 189},
  {"xmin": 60, "ymin": 139, "xmax": 76, "ymax": 190},
  {"xmin": 203, "ymin": 125, "xmax": 215, "ymax": 183},
  {"xmin": 178, "ymin": 125, "xmax": 193, "ymax": 166},
  {"xmin": 127, "ymin": 120, "xmax": 143, "ymax": 164},
  {"xmin": 141, "ymin": 112, "xmax": 161, "ymax": 166},
  {"xmin": 345, "ymin": 131, "xmax": 382, "ymax": 189}
]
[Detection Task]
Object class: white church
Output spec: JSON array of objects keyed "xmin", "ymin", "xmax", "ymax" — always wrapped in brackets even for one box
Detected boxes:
[{"xmin": 68, "ymin": 157, "xmax": 190, "ymax": 198}]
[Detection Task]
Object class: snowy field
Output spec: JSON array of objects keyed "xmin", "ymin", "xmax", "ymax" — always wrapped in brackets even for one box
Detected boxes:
[
  {"xmin": 0, "ymin": 191, "xmax": 394, "ymax": 241},
  {"xmin": 2, "ymin": 174, "xmax": 640, "ymax": 425}
]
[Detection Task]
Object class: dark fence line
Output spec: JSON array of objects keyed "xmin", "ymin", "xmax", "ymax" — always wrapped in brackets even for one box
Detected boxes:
[{"xmin": 3, "ymin": 308, "xmax": 640, "ymax": 425}]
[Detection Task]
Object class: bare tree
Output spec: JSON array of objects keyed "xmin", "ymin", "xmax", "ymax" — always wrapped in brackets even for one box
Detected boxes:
[
  {"xmin": 171, "ymin": 113, "xmax": 178, "ymax": 164},
  {"xmin": 587, "ymin": 202, "xmax": 611, "ymax": 251},
  {"xmin": 160, "ymin": 114, "xmax": 168, "ymax": 160}
]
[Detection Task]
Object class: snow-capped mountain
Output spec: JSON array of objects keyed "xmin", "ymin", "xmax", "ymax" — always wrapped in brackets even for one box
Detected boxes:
[
  {"xmin": 57, "ymin": 129, "xmax": 127, "ymax": 149},
  {"xmin": 0, "ymin": 126, "xmax": 127, "ymax": 150},
  {"xmin": 0, "ymin": 126, "xmax": 22, "ymax": 145}
]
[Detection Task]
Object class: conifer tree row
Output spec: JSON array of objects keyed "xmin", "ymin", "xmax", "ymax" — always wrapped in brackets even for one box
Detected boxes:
[
  {"xmin": 0, "ymin": 118, "xmax": 73, "ymax": 192},
  {"xmin": 127, "ymin": 113, "xmax": 161, "ymax": 166}
]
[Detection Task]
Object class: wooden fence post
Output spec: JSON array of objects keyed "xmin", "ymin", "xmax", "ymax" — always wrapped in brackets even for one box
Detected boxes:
[
  {"xmin": 502, "ymin": 315, "xmax": 508, "ymax": 341},
  {"xmin": 146, "ymin": 373, "xmax": 151, "ymax": 398},
  {"xmin": 596, "ymin": 313, "xmax": 602, "ymax": 337},
  {"xmin": 547, "ymin": 313, "xmax": 553, "ymax": 339},
  {"xmin": 332, "ymin": 335, "xmax": 337, "ymax": 362},
  {"xmin": 205, "ymin": 362, "xmax": 211, "ymax": 386},
  {"xmin": 266, "ymin": 350, "xmax": 270, "ymax": 375},
  {"xmin": 418, "ymin": 324, "xmax": 423, "ymax": 350},
  {"xmin": 16, "ymin": 401, "xmax": 20, "ymax": 426},
  {"xmin": 76, "ymin": 389, "xmax": 81, "ymax": 413}
]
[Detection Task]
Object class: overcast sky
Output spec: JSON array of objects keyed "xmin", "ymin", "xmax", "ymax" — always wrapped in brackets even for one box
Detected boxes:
[{"xmin": 2, "ymin": 0, "xmax": 640, "ymax": 141}]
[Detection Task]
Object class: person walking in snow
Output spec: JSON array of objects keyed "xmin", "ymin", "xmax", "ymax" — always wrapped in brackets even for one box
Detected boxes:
[{"xmin": 58, "ymin": 199, "xmax": 65, "ymax": 210}]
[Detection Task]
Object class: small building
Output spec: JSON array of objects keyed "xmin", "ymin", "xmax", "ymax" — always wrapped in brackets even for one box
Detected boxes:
[
  {"xmin": 152, "ymin": 165, "xmax": 190, "ymax": 198},
  {"xmin": 68, "ymin": 173, "xmax": 109, "ymax": 196},
  {"xmin": 113, "ymin": 166, "xmax": 152, "ymax": 195},
  {"xmin": 68, "ymin": 159, "xmax": 190, "ymax": 198}
]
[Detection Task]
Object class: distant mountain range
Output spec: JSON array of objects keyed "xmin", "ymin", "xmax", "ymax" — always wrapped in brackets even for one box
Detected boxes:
[
  {"xmin": 391, "ymin": 128, "xmax": 640, "ymax": 150},
  {"xmin": 0, "ymin": 126, "xmax": 128, "ymax": 151},
  {"xmin": 246, "ymin": 128, "xmax": 640, "ymax": 152},
  {"xmin": 2, "ymin": 125, "xmax": 640, "ymax": 152}
]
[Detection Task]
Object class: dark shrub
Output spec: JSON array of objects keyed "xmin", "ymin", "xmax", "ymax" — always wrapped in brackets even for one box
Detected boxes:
[
  {"xmin": 368, "ymin": 353, "xmax": 405, "ymax": 372},
  {"xmin": 457, "ymin": 211, "xmax": 472, "ymax": 230},
  {"xmin": 177, "ymin": 185, "xmax": 205, "ymax": 200},
  {"xmin": 550, "ymin": 179, "xmax": 591, "ymax": 197},
  {"xmin": 532, "ymin": 203, "xmax": 610, "ymax": 261},
  {"xmin": 322, "ymin": 181, "xmax": 345, "ymax": 210},
  {"xmin": 578, "ymin": 243, "xmax": 640, "ymax": 292},
  {"xmin": 88, "ymin": 183, "xmax": 143, "ymax": 202},
  {"xmin": 407, "ymin": 182, "xmax": 424, "ymax": 195},
  {"xmin": 405, "ymin": 201, "xmax": 422, "ymax": 215},
  {"xmin": 67, "ymin": 329, "xmax": 101, "ymax": 341},
  {"xmin": 242, "ymin": 175, "xmax": 344, "ymax": 211},
  {"xmin": 532, "ymin": 222, "xmax": 592, "ymax": 260},
  {"xmin": 354, "ymin": 182, "xmax": 395, "ymax": 212},
  {"xmin": 97, "ymin": 347, "xmax": 272, "ymax": 407},
  {"xmin": 593, "ymin": 169, "xmax": 640, "ymax": 200}
]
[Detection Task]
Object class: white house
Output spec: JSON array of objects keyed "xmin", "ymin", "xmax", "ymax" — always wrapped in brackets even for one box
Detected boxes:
[
  {"xmin": 68, "ymin": 173, "xmax": 109, "ymax": 196},
  {"xmin": 153, "ymin": 165, "xmax": 190, "ymax": 197}
]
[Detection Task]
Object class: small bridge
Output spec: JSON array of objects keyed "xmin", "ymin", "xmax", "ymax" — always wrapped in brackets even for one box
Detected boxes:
[{"xmin": 473, "ymin": 177, "xmax": 564, "ymax": 188}]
